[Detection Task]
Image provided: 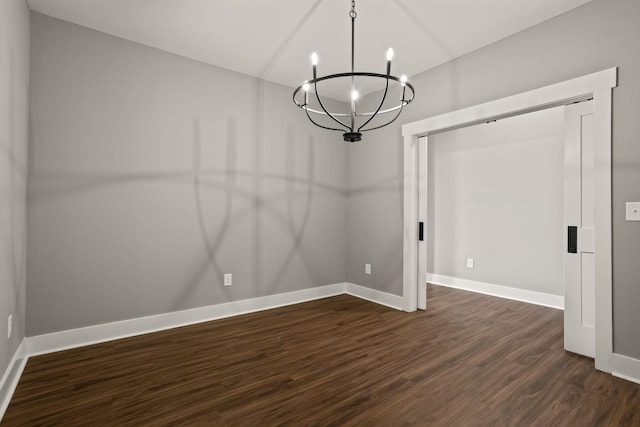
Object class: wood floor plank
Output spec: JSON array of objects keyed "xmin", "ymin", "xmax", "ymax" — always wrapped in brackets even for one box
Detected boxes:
[{"xmin": 3, "ymin": 284, "xmax": 639, "ymax": 426}]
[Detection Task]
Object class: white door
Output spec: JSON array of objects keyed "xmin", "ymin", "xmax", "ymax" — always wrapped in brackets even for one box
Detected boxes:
[
  {"xmin": 418, "ymin": 136, "xmax": 427, "ymax": 310},
  {"xmin": 564, "ymin": 100, "xmax": 596, "ymax": 358}
]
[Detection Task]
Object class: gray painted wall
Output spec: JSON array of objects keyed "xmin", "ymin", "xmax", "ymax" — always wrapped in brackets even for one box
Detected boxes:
[
  {"xmin": 427, "ymin": 106, "xmax": 564, "ymax": 296},
  {"xmin": 27, "ymin": 13, "xmax": 347, "ymax": 336},
  {"xmin": 0, "ymin": 0, "xmax": 29, "ymax": 384},
  {"xmin": 346, "ymin": 0, "xmax": 640, "ymax": 358}
]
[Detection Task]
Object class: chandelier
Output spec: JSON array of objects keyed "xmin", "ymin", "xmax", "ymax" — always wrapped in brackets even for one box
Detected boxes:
[{"xmin": 292, "ymin": 0, "xmax": 415, "ymax": 142}]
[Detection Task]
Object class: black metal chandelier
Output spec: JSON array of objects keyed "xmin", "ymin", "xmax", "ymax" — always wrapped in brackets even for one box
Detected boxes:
[{"xmin": 292, "ymin": 0, "xmax": 415, "ymax": 142}]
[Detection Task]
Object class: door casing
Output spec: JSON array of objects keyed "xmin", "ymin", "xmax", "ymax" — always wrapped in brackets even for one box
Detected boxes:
[{"xmin": 401, "ymin": 68, "xmax": 616, "ymax": 372}]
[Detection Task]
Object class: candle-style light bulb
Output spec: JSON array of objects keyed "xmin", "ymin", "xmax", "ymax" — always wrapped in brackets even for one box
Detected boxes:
[
  {"xmin": 400, "ymin": 75, "xmax": 407, "ymax": 86},
  {"xmin": 302, "ymin": 82, "xmax": 310, "ymax": 92},
  {"xmin": 311, "ymin": 52, "xmax": 318, "ymax": 79},
  {"xmin": 386, "ymin": 48, "xmax": 394, "ymax": 62},
  {"xmin": 351, "ymin": 90, "xmax": 359, "ymax": 101}
]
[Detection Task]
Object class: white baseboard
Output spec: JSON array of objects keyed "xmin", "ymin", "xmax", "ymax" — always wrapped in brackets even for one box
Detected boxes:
[
  {"xmin": 427, "ymin": 273, "xmax": 564, "ymax": 310},
  {"xmin": 0, "ymin": 278, "xmax": 561, "ymax": 421},
  {"xmin": 612, "ymin": 353, "xmax": 640, "ymax": 385},
  {"xmin": 0, "ymin": 339, "xmax": 28, "ymax": 421},
  {"xmin": 27, "ymin": 283, "xmax": 408, "ymax": 358},
  {"xmin": 0, "ymin": 280, "xmax": 635, "ymax": 422},
  {"xmin": 27, "ymin": 283, "xmax": 346, "ymax": 357},
  {"xmin": 345, "ymin": 283, "xmax": 405, "ymax": 311}
]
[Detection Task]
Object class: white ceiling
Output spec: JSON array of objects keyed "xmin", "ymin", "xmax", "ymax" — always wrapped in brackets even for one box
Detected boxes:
[{"xmin": 27, "ymin": 0, "xmax": 592, "ymax": 101}]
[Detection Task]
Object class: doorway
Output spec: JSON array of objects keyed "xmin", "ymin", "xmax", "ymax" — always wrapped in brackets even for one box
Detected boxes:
[
  {"xmin": 401, "ymin": 68, "xmax": 616, "ymax": 372},
  {"xmin": 420, "ymin": 101, "xmax": 595, "ymax": 360},
  {"xmin": 424, "ymin": 105, "xmax": 565, "ymax": 301}
]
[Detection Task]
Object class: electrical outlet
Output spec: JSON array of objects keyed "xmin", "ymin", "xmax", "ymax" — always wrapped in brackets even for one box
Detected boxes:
[
  {"xmin": 626, "ymin": 202, "xmax": 640, "ymax": 221},
  {"xmin": 467, "ymin": 258, "xmax": 474, "ymax": 269},
  {"xmin": 7, "ymin": 314, "xmax": 12, "ymax": 339},
  {"xmin": 224, "ymin": 273, "xmax": 232, "ymax": 287},
  {"xmin": 365, "ymin": 263, "xmax": 371, "ymax": 275}
]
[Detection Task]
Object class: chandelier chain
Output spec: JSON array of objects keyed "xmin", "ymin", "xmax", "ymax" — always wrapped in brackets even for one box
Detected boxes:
[{"xmin": 349, "ymin": 0, "xmax": 357, "ymax": 19}]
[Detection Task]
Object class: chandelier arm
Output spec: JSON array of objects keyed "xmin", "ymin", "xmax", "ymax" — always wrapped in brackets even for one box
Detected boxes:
[
  {"xmin": 302, "ymin": 103, "xmax": 402, "ymax": 117},
  {"xmin": 303, "ymin": 104, "xmax": 346, "ymax": 132},
  {"xmin": 357, "ymin": 76, "xmax": 390, "ymax": 132},
  {"xmin": 360, "ymin": 100, "xmax": 405, "ymax": 132},
  {"xmin": 359, "ymin": 103, "xmax": 403, "ymax": 116},
  {"xmin": 313, "ymin": 82, "xmax": 351, "ymax": 131},
  {"xmin": 292, "ymin": 74, "xmax": 415, "ymax": 131},
  {"xmin": 296, "ymin": 105, "xmax": 350, "ymax": 117},
  {"xmin": 294, "ymin": 78, "xmax": 414, "ymax": 117}
]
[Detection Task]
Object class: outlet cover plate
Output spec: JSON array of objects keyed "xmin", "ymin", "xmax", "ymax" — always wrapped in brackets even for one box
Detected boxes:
[{"xmin": 626, "ymin": 202, "xmax": 640, "ymax": 221}]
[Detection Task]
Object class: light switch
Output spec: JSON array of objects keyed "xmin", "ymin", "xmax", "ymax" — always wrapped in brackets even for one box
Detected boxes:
[{"xmin": 626, "ymin": 202, "xmax": 640, "ymax": 221}]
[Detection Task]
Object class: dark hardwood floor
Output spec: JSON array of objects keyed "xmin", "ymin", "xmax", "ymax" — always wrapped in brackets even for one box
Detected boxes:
[{"xmin": 3, "ymin": 284, "xmax": 639, "ymax": 426}]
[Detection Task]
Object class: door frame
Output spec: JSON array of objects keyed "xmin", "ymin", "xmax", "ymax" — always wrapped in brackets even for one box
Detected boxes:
[{"xmin": 401, "ymin": 67, "xmax": 617, "ymax": 373}]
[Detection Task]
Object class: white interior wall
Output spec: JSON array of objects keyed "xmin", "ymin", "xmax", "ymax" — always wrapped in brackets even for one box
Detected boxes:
[
  {"xmin": 26, "ymin": 13, "xmax": 348, "ymax": 336},
  {"xmin": 0, "ymin": 0, "xmax": 30, "ymax": 414},
  {"xmin": 427, "ymin": 106, "xmax": 565, "ymax": 296}
]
